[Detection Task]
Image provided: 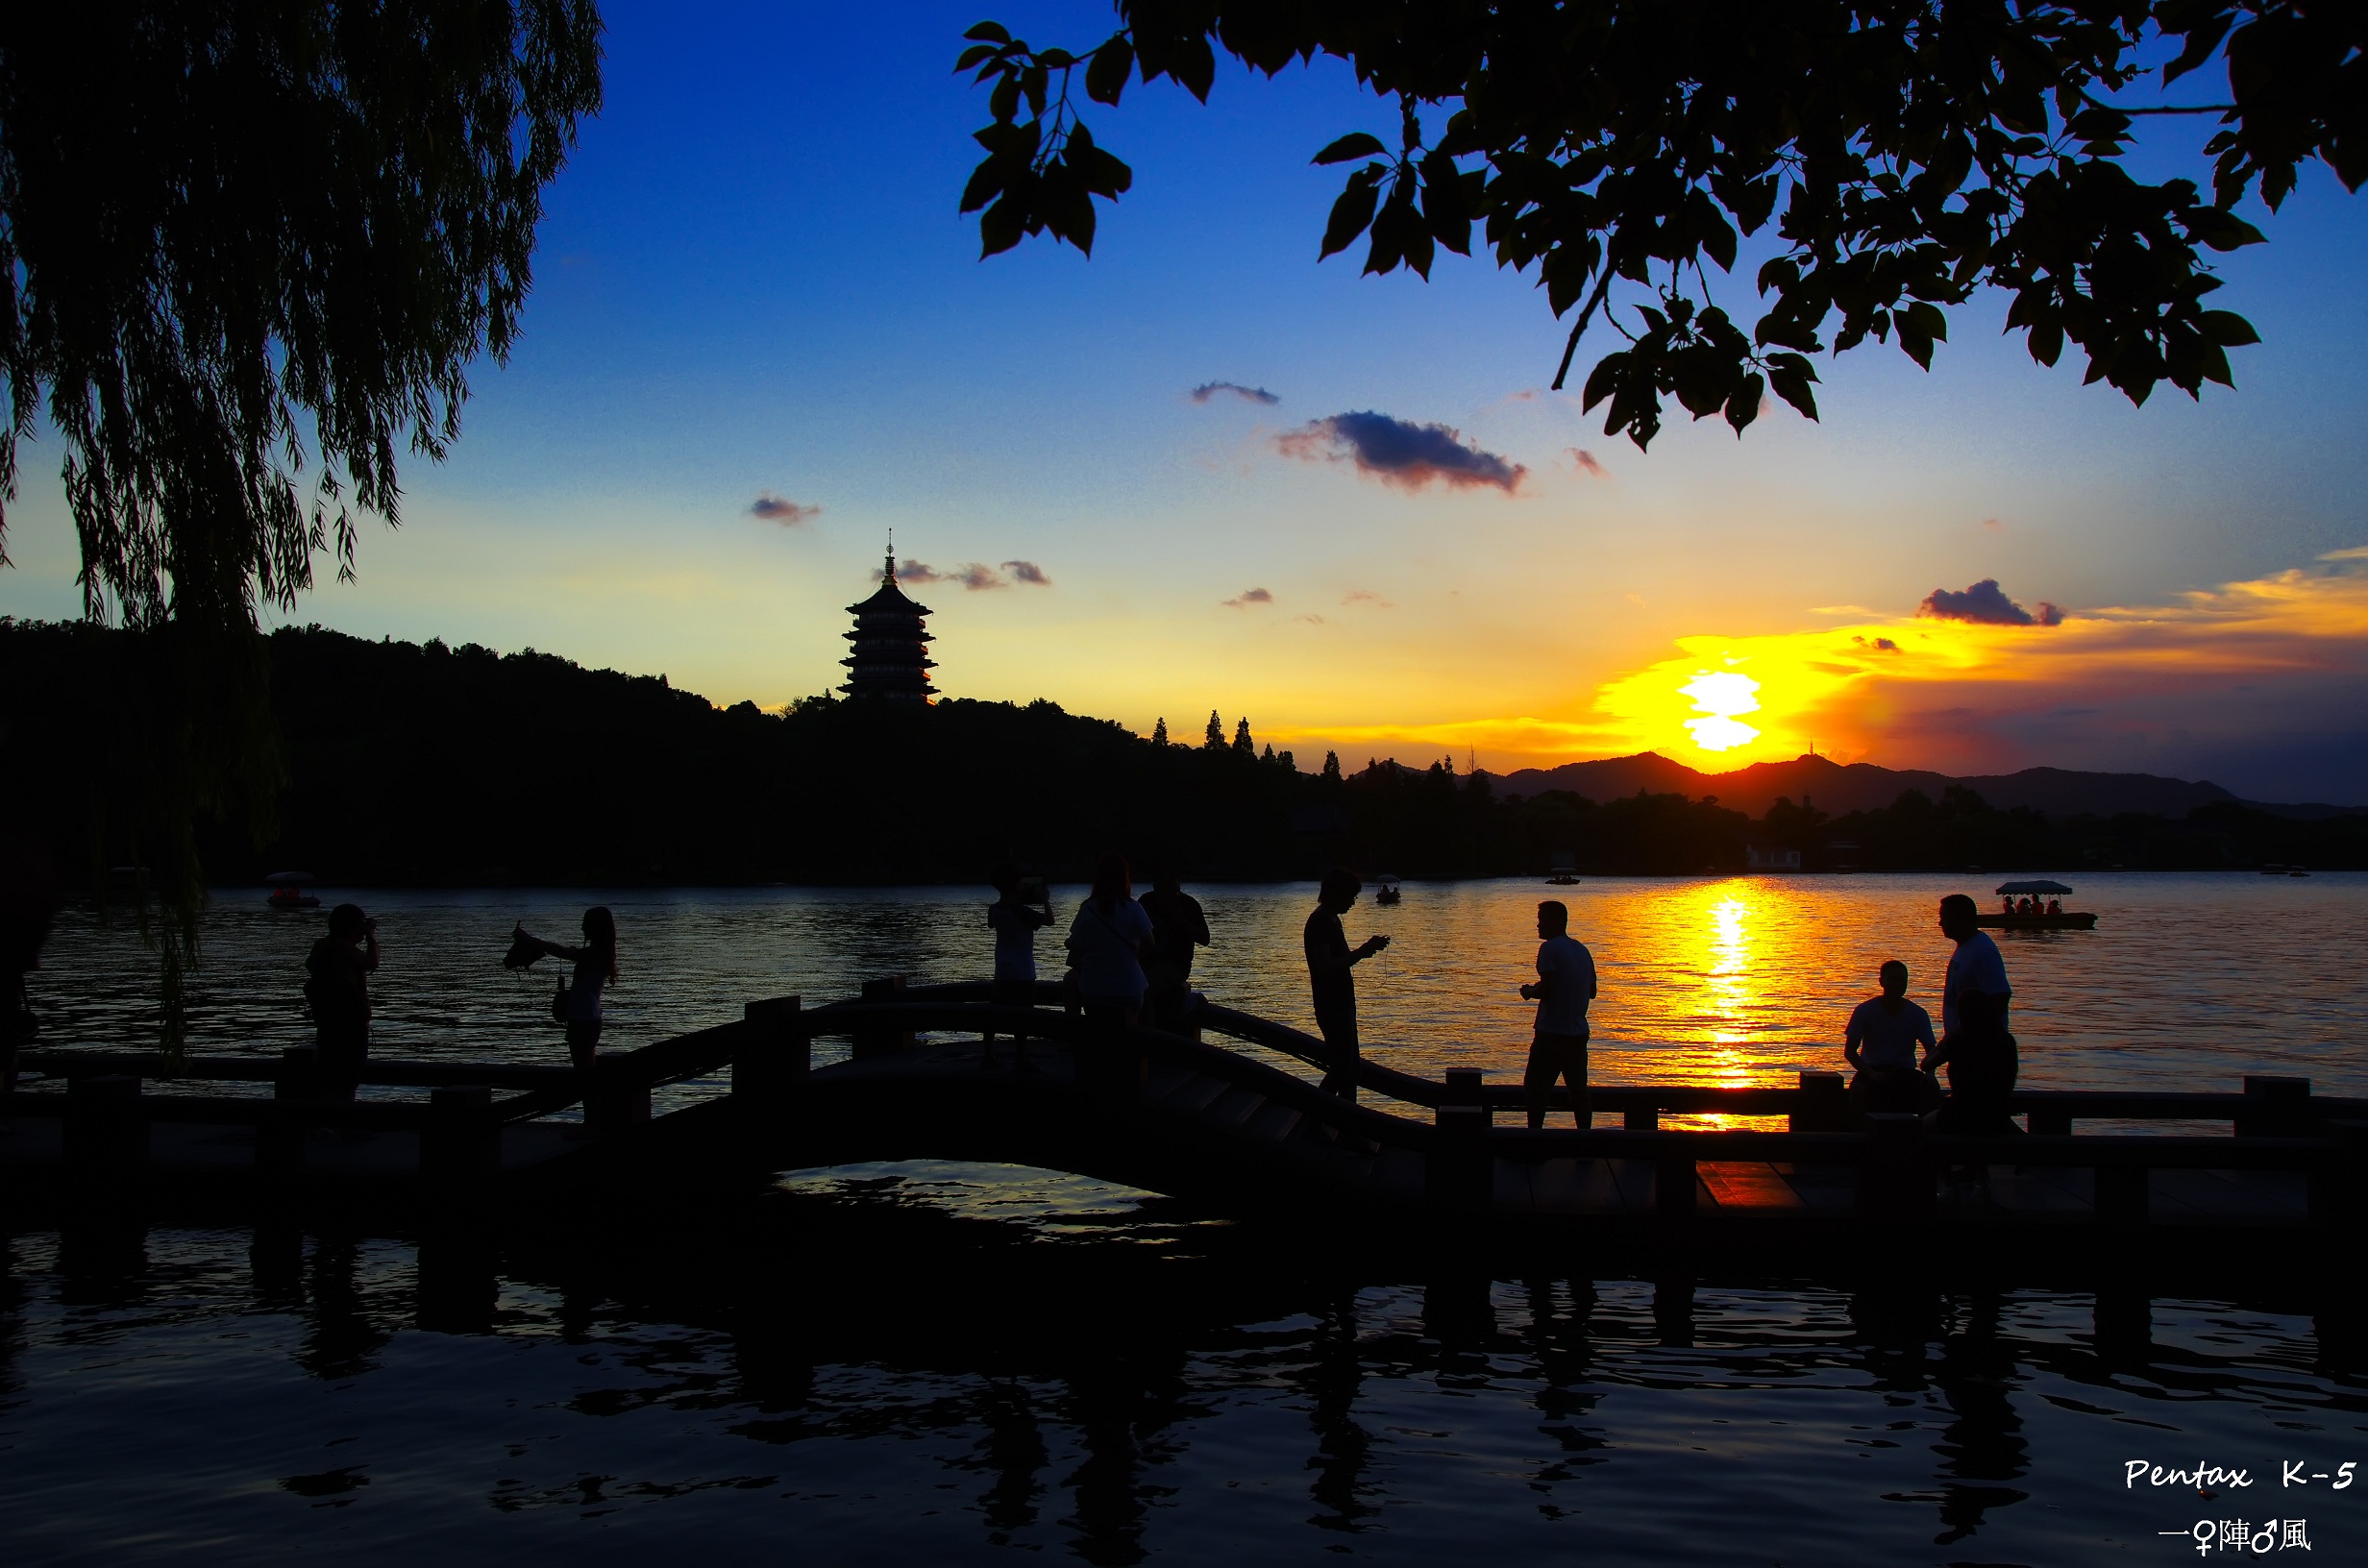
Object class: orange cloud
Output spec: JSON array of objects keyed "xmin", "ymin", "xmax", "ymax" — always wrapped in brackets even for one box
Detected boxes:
[{"xmin": 1586, "ymin": 550, "xmax": 2368, "ymax": 772}]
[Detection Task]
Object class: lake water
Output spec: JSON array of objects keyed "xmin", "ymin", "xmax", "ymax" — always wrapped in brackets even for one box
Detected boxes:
[{"xmin": 7, "ymin": 873, "xmax": 2368, "ymax": 1564}]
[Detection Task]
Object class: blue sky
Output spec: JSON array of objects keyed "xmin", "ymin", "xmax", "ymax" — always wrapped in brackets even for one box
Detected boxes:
[{"xmin": 4, "ymin": 3, "xmax": 2365, "ymax": 796}]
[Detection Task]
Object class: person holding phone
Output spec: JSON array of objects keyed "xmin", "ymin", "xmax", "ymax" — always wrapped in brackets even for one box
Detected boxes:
[
  {"xmin": 305, "ymin": 903, "xmax": 380, "ymax": 1105},
  {"xmin": 1304, "ymin": 868, "xmax": 1390, "ymax": 1101}
]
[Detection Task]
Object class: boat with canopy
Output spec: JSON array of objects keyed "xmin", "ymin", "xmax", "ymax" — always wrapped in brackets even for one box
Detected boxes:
[{"xmin": 1977, "ymin": 879, "xmax": 2096, "ymax": 930}]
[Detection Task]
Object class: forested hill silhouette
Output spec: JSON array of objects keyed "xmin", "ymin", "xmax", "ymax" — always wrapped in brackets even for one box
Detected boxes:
[
  {"xmin": 1493, "ymin": 754, "xmax": 2359, "ymax": 822},
  {"xmin": 3, "ymin": 621, "xmax": 2363, "ymax": 883}
]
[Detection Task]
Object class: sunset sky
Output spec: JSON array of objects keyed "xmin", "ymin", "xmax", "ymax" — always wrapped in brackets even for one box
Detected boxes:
[{"xmin": 2, "ymin": 2, "xmax": 2364, "ymax": 800}]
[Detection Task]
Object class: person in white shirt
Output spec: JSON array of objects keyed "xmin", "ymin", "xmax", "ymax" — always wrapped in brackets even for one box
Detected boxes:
[
  {"xmin": 1517, "ymin": 900, "xmax": 1597, "ymax": 1131},
  {"xmin": 1925, "ymin": 894, "xmax": 2017, "ymax": 1135},
  {"xmin": 1843, "ymin": 960, "xmax": 1936, "ymax": 1115}
]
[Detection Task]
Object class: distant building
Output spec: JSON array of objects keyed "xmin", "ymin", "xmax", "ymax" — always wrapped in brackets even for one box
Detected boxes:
[
  {"xmin": 840, "ymin": 552, "xmax": 936, "ymax": 701},
  {"xmin": 1746, "ymin": 844, "xmax": 1802, "ymax": 871}
]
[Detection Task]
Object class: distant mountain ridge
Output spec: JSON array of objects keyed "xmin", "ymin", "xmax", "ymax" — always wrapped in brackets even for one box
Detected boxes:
[{"xmin": 1489, "ymin": 752, "xmax": 2364, "ymax": 821}]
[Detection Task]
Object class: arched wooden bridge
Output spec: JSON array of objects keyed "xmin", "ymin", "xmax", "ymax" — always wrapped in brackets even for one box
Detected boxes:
[{"xmin": 8, "ymin": 979, "xmax": 2364, "ymax": 1246}]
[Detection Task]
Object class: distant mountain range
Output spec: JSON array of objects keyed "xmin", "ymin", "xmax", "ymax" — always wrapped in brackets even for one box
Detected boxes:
[{"xmin": 1488, "ymin": 752, "xmax": 2365, "ymax": 821}]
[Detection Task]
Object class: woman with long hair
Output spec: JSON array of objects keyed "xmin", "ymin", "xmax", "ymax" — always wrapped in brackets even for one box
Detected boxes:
[
  {"xmin": 1064, "ymin": 852, "xmax": 1153, "ymax": 1027},
  {"xmin": 513, "ymin": 906, "xmax": 619, "ymax": 1072}
]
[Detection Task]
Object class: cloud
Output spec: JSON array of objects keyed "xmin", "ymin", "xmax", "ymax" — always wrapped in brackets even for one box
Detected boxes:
[
  {"xmin": 749, "ymin": 493, "xmax": 821, "ymax": 526},
  {"xmin": 1853, "ymin": 635, "xmax": 1903, "ymax": 652},
  {"xmin": 1277, "ymin": 411, "xmax": 1526, "ymax": 493},
  {"xmin": 1223, "ymin": 587, "xmax": 1274, "ymax": 608},
  {"xmin": 1980, "ymin": 516, "xmax": 2006, "ymax": 531},
  {"xmin": 1342, "ymin": 589, "xmax": 1394, "ymax": 608},
  {"xmin": 1295, "ymin": 613, "xmax": 1326, "ymax": 625},
  {"xmin": 1190, "ymin": 381, "xmax": 1281, "ymax": 405},
  {"xmin": 1919, "ymin": 578, "xmax": 2064, "ymax": 626},
  {"xmin": 879, "ymin": 558, "xmax": 1040, "ymax": 591},
  {"xmin": 1568, "ymin": 448, "xmax": 1608, "ymax": 479}
]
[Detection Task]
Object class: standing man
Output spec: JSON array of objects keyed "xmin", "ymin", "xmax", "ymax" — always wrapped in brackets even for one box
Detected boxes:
[
  {"xmin": 1304, "ymin": 868, "xmax": 1389, "ymax": 1100},
  {"xmin": 1925, "ymin": 894, "xmax": 2016, "ymax": 1136},
  {"xmin": 1518, "ymin": 900, "xmax": 1597, "ymax": 1131},
  {"xmin": 305, "ymin": 903, "xmax": 381, "ymax": 1107},
  {"xmin": 1139, "ymin": 867, "xmax": 1212, "ymax": 1032}
]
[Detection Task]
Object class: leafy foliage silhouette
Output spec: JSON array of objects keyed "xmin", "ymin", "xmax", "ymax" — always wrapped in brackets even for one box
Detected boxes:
[
  {"xmin": 0, "ymin": 5, "xmax": 603, "ymax": 1045},
  {"xmin": 956, "ymin": 3, "xmax": 2361, "ymax": 448}
]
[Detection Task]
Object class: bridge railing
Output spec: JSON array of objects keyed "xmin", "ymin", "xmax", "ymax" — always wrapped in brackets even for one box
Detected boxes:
[{"xmin": 842, "ymin": 982, "xmax": 2368, "ymax": 1136}]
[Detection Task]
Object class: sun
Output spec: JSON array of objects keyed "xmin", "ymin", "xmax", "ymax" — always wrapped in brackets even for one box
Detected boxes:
[{"xmin": 1679, "ymin": 670, "xmax": 1762, "ymax": 752}]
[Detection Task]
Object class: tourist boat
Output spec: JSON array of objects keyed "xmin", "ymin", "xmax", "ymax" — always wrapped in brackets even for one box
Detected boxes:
[
  {"xmin": 1373, "ymin": 873, "xmax": 1402, "ymax": 906},
  {"xmin": 1977, "ymin": 879, "xmax": 2096, "ymax": 930},
  {"xmin": 264, "ymin": 870, "xmax": 321, "ymax": 911}
]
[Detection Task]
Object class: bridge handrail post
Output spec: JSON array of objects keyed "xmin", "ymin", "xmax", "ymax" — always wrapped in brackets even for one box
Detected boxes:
[
  {"xmin": 588, "ymin": 1052, "xmax": 652, "ymax": 1139},
  {"xmin": 2028, "ymin": 1100, "xmax": 2073, "ymax": 1137},
  {"xmin": 1791, "ymin": 1069, "xmax": 1849, "ymax": 1133},
  {"xmin": 736, "ymin": 997, "xmax": 805, "ymax": 1115},
  {"xmin": 1858, "ymin": 1113, "xmax": 1931, "ymax": 1221},
  {"xmin": 2237, "ymin": 1075, "xmax": 2312, "ymax": 1139},
  {"xmin": 259, "ymin": 1045, "xmax": 316, "ymax": 1179},
  {"xmin": 1655, "ymin": 1149, "xmax": 1697, "ymax": 1219},
  {"xmin": 421, "ymin": 1085, "xmax": 500, "ymax": 1200},
  {"xmin": 853, "ymin": 976, "xmax": 914, "ymax": 1058},
  {"xmin": 2094, "ymin": 1157, "xmax": 2149, "ymax": 1229},
  {"xmin": 1428, "ymin": 1074, "xmax": 1490, "ymax": 1211},
  {"xmin": 2310, "ymin": 1118, "xmax": 2368, "ymax": 1230},
  {"xmin": 65, "ymin": 1072, "xmax": 148, "ymax": 1181}
]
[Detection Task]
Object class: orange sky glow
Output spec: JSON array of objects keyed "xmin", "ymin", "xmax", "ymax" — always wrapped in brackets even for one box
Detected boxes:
[{"xmin": 1261, "ymin": 549, "xmax": 2368, "ymax": 778}]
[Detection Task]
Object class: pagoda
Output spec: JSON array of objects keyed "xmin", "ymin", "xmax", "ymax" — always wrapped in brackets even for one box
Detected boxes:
[{"xmin": 839, "ymin": 551, "xmax": 936, "ymax": 701}]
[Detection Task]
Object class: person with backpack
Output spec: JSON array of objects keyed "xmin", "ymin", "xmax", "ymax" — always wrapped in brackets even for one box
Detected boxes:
[{"xmin": 1064, "ymin": 853, "xmax": 1154, "ymax": 1028}]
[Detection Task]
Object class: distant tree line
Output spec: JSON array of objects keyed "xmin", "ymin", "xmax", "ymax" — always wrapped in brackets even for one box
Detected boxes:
[{"xmin": 2, "ymin": 621, "xmax": 2361, "ymax": 887}]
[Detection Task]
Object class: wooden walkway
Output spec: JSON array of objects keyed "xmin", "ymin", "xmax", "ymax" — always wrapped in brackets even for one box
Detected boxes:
[{"xmin": 1, "ymin": 980, "xmax": 2355, "ymax": 1252}]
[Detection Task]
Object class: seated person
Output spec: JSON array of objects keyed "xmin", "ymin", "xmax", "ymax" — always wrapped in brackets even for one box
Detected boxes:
[
  {"xmin": 1844, "ymin": 960, "xmax": 1936, "ymax": 1115},
  {"xmin": 2001, "ymin": 895, "xmax": 2016, "ymax": 915},
  {"xmin": 2046, "ymin": 896, "xmax": 2061, "ymax": 915}
]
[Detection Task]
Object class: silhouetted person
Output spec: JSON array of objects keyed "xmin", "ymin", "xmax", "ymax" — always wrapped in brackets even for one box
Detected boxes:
[
  {"xmin": 1138, "ymin": 868, "xmax": 1211, "ymax": 1030},
  {"xmin": 1065, "ymin": 852, "xmax": 1152, "ymax": 1028},
  {"xmin": 0, "ymin": 839, "xmax": 61, "ymax": 1120},
  {"xmin": 304, "ymin": 904, "xmax": 379, "ymax": 1105},
  {"xmin": 1517, "ymin": 899, "xmax": 1595, "ymax": 1130},
  {"xmin": 1926, "ymin": 894, "xmax": 2017, "ymax": 1139},
  {"xmin": 983, "ymin": 864, "xmax": 1052, "ymax": 1069},
  {"xmin": 513, "ymin": 906, "xmax": 618, "ymax": 1072},
  {"xmin": 2046, "ymin": 896, "xmax": 2061, "ymax": 916},
  {"xmin": 1845, "ymin": 959, "xmax": 1936, "ymax": 1116},
  {"xmin": 1305, "ymin": 868, "xmax": 1389, "ymax": 1100}
]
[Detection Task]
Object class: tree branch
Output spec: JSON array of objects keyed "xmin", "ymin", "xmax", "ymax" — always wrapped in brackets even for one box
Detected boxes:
[{"xmin": 1549, "ymin": 264, "xmax": 1620, "ymax": 390}]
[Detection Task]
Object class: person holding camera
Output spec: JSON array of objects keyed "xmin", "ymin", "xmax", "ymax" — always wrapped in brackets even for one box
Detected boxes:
[{"xmin": 304, "ymin": 903, "xmax": 380, "ymax": 1104}]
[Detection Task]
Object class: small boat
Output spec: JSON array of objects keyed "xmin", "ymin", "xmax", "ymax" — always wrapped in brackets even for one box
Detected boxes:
[
  {"xmin": 1976, "ymin": 878, "xmax": 2097, "ymax": 930},
  {"xmin": 2290, "ymin": 867, "xmax": 2310, "ymax": 877},
  {"xmin": 1544, "ymin": 854, "xmax": 1581, "ymax": 886},
  {"xmin": 265, "ymin": 870, "xmax": 321, "ymax": 911},
  {"xmin": 1372, "ymin": 873, "xmax": 1401, "ymax": 906}
]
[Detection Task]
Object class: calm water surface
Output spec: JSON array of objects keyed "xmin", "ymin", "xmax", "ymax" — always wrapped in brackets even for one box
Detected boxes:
[{"xmin": 7, "ymin": 874, "xmax": 2367, "ymax": 1564}]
